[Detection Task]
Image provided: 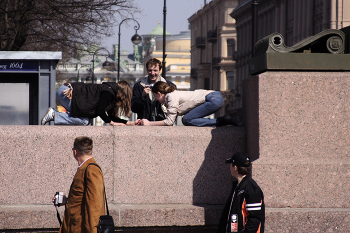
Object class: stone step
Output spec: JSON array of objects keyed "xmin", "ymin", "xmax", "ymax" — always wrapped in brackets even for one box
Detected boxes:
[
  {"xmin": 0, "ymin": 204, "xmax": 222, "ymax": 229},
  {"xmin": 1, "ymin": 205, "xmax": 349, "ymax": 232}
]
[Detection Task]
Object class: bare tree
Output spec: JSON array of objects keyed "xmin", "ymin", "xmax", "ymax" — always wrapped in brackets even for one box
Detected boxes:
[{"xmin": 0, "ymin": 0, "xmax": 138, "ymax": 57}]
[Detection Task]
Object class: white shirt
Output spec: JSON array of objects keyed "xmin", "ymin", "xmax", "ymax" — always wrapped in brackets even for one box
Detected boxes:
[{"xmin": 78, "ymin": 156, "xmax": 93, "ymax": 170}]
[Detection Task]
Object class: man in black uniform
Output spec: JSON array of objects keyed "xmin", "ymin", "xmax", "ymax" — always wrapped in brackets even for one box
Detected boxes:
[
  {"xmin": 218, "ymin": 152, "xmax": 265, "ymax": 233},
  {"xmin": 131, "ymin": 58, "xmax": 176, "ymax": 121}
]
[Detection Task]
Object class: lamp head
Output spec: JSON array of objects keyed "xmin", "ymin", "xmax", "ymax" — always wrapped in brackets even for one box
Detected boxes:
[
  {"xmin": 102, "ymin": 60, "xmax": 112, "ymax": 70},
  {"xmin": 131, "ymin": 34, "xmax": 142, "ymax": 45}
]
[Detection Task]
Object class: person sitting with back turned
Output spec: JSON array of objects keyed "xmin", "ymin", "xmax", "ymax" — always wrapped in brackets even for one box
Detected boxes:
[
  {"xmin": 54, "ymin": 136, "xmax": 105, "ymax": 233},
  {"xmin": 131, "ymin": 58, "xmax": 176, "ymax": 121},
  {"xmin": 217, "ymin": 152, "xmax": 265, "ymax": 233},
  {"xmin": 139, "ymin": 81, "xmax": 239, "ymax": 127},
  {"xmin": 41, "ymin": 80, "xmax": 136, "ymax": 126}
]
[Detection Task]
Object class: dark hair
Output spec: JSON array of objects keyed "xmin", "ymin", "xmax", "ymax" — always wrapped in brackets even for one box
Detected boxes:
[
  {"xmin": 236, "ymin": 162, "xmax": 252, "ymax": 175},
  {"xmin": 113, "ymin": 80, "xmax": 132, "ymax": 118},
  {"xmin": 151, "ymin": 81, "xmax": 176, "ymax": 94},
  {"xmin": 146, "ymin": 58, "xmax": 162, "ymax": 71},
  {"xmin": 73, "ymin": 136, "xmax": 93, "ymax": 155}
]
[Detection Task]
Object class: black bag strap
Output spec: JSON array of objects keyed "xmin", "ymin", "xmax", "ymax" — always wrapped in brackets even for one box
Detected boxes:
[
  {"xmin": 55, "ymin": 163, "xmax": 109, "ymax": 227},
  {"xmin": 84, "ymin": 163, "xmax": 109, "ymax": 215},
  {"xmin": 56, "ymin": 206, "xmax": 63, "ymax": 226}
]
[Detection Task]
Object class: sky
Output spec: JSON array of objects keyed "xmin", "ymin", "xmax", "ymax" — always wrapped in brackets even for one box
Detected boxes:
[{"xmin": 101, "ymin": 0, "xmax": 210, "ymax": 54}]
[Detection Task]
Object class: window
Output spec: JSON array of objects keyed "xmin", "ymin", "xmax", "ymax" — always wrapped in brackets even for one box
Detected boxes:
[
  {"xmin": 226, "ymin": 71, "xmax": 234, "ymax": 90},
  {"xmin": 227, "ymin": 39, "xmax": 235, "ymax": 57},
  {"xmin": 0, "ymin": 83, "xmax": 29, "ymax": 125}
]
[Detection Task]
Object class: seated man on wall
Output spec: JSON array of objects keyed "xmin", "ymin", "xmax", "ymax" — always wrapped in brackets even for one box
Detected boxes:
[{"xmin": 131, "ymin": 58, "xmax": 176, "ymax": 121}]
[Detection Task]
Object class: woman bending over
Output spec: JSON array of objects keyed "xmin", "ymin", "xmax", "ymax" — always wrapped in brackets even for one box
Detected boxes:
[
  {"xmin": 41, "ymin": 80, "xmax": 136, "ymax": 126},
  {"xmin": 139, "ymin": 81, "xmax": 238, "ymax": 127}
]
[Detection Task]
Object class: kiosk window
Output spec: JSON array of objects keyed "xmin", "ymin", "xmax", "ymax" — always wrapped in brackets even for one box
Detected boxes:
[{"xmin": 0, "ymin": 83, "xmax": 29, "ymax": 125}]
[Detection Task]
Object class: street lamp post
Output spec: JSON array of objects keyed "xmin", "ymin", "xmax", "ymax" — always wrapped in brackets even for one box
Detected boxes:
[
  {"xmin": 87, "ymin": 47, "xmax": 111, "ymax": 126},
  {"xmin": 77, "ymin": 65, "xmax": 82, "ymax": 82},
  {"xmin": 162, "ymin": 0, "xmax": 167, "ymax": 79},
  {"xmin": 117, "ymin": 18, "xmax": 142, "ymax": 82},
  {"xmin": 92, "ymin": 53, "xmax": 95, "ymax": 84},
  {"xmin": 90, "ymin": 47, "xmax": 111, "ymax": 84},
  {"xmin": 251, "ymin": 0, "xmax": 259, "ymax": 57}
]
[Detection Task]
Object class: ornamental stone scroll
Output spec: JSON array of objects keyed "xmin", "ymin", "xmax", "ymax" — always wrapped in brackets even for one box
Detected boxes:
[{"xmin": 253, "ymin": 29, "xmax": 345, "ymax": 57}]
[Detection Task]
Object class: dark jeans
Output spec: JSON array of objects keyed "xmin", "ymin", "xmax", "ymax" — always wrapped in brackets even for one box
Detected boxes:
[{"xmin": 182, "ymin": 91, "xmax": 223, "ymax": 127}]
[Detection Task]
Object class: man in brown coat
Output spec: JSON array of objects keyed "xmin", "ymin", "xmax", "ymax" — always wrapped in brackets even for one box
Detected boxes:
[{"xmin": 58, "ymin": 136, "xmax": 106, "ymax": 233}]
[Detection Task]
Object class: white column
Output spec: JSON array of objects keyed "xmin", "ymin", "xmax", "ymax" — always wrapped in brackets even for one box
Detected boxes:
[
  {"xmin": 306, "ymin": 0, "xmax": 314, "ymax": 37},
  {"xmin": 330, "ymin": 0, "xmax": 338, "ymax": 29},
  {"xmin": 280, "ymin": 0, "xmax": 287, "ymax": 37},
  {"xmin": 181, "ymin": 75, "xmax": 185, "ymax": 86},
  {"xmin": 342, "ymin": 0, "xmax": 350, "ymax": 27}
]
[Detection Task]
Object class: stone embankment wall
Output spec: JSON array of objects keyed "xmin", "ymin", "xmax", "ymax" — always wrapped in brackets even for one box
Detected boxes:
[{"xmin": 0, "ymin": 126, "xmax": 245, "ymax": 231}]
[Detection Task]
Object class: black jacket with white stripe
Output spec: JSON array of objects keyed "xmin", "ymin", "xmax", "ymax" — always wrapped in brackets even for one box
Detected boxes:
[{"xmin": 218, "ymin": 174, "xmax": 265, "ymax": 233}]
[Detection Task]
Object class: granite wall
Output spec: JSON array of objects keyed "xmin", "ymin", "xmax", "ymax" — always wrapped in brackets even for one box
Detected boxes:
[
  {"xmin": 3, "ymin": 70, "xmax": 348, "ymax": 232},
  {"xmin": 0, "ymin": 126, "xmax": 245, "ymax": 230},
  {"xmin": 244, "ymin": 71, "xmax": 350, "ymax": 232}
]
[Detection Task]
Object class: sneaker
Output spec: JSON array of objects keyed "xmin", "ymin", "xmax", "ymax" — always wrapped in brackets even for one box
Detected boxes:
[
  {"xmin": 41, "ymin": 107, "xmax": 55, "ymax": 125},
  {"xmin": 216, "ymin": 115, "xmax": 239, "ymax": 127}
]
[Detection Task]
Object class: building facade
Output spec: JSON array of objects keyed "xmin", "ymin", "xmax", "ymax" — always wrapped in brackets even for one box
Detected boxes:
[
  {"xmin": 230, "ymin": 0, "xmax": 350, "ymax": 108},
  {"xmin": 188, "ymin": 0, "xmax": 239, "ymax": 117},
  {"xmin": 56, "ymin": 45, "xmax": 144, "ymax": 86},
  {"xmin": 142, "ymin": 23, "xmax": 192, "ymax": 90}
]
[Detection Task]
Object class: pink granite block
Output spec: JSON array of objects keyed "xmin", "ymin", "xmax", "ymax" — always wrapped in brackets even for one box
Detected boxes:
[
  {"xmin": 258, "ymin": 72, "xmax": 350, "ymax": 159},
  {"xmin": 0, "ymin": 125, "xmax": 244, "ymax": 229},
  {"xmin": 0, "ymin": 204, "xmax": 63, "ymax": 229},
  {"xmin": 112, "ymin": 203, "xmax": 223, "ymax": 227},
  {"xmin": 0, "ymin": 126, "xmax": 244, "ymax": 206},
  {"xmin": 3, "ymin": 204, "xmax": 350, "ymax": 231},
  {"xmin": 265, "ymin": 208, "xmax": 350, "ymax": 232},
  {"xmin": 111, "ymin": 126, "xmax": 245, "ymax": 205},
  {"xmin": 0, "ymin": 126, "xmax": 115, "ymax": 205},
  {"xmin": 0, "ymin": 203, "xmax": 223, "ymax": 229},
  {"xmin": 254, "ymin": 162, "xmax": 350, "ymax": 208},
  {"xmin": 115, "ymin": 204, "xmax": 207, "ymax": 227},
  {"xmin": 245, "ymin": 71, "xmax": 350, "ymax": 209}
]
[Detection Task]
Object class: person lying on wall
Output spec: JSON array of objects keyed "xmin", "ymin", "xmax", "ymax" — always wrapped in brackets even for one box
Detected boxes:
[
  {"xmin": 41, "ymin": 80, "xmax": 137, "ymax": 126},
  {"xmin": 137, "ymin": 81, "xmax": 240, "ymax": 127}
]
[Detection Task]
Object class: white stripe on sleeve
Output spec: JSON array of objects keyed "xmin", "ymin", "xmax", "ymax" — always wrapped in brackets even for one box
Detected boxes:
[
  {"xmin": 246, "ymin": 207, "xmax": 262, "ymax": 211},
  {"xmin": 246, "ymin": 203, "xmax": 261, "ymax": 207}
]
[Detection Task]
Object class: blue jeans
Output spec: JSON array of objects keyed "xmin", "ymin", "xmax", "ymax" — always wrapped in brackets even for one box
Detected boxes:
[
  {"xmin": 54, "ymin": 85, "xmax": 90, "ymax": 125},
  {"xmin": 182, "ymin": 91, "xmax": 223, "ymax": 127}
]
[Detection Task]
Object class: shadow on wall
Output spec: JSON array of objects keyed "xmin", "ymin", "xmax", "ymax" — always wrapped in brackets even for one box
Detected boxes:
[
  {"xmin": 192, "ymin": 127, "xmax": 246, "ymax": 225},
  {"xmin": 243, "ymin": 76, "xmax": 260, "ymax": 161}
]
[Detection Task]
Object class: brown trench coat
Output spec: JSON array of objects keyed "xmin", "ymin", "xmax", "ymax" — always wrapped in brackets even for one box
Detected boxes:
[{"xmin": 59, "ymin": 158, "xmax": 106, "ymax": 233}]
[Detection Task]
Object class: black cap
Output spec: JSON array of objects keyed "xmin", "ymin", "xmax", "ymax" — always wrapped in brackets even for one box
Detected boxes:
[{"xmin": 225, "ymin": 152, "xmax": 250, "ymax": 167}]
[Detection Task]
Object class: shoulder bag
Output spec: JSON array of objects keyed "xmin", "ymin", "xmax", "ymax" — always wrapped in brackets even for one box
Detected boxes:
[{"xmin": 85, "ymin": 163, "xmax": 114, "ymax": 233}]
